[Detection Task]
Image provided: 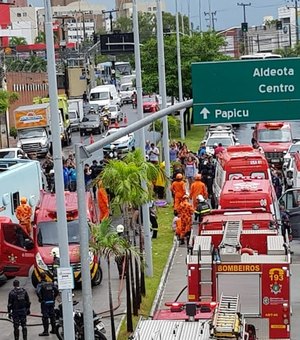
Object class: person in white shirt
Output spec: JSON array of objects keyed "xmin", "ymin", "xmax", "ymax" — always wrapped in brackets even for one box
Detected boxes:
[{"xmin": 148, "ymin": 143, "xmax": 159, "ymax": 164}]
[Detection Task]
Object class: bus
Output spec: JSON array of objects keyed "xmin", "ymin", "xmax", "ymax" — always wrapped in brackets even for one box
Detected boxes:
[{"xmin": 240, "ymin": 52, "xmax": 282, "ymax": 60}]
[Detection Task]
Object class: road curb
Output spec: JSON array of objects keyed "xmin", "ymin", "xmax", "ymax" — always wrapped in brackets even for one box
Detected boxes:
[{"xmin": 150, "ymin": 237, "xmax": 178, "ymax": 317}]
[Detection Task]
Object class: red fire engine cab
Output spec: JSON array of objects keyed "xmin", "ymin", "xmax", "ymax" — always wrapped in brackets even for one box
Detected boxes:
[
  {"xmin": 188, "ymin": 213, "xmax": 291, "ymax": 339},
  {"xmin": 252, "ymin": 122, "xmax": 293, "ymax": 168},
  {"xmin": 213, "ymin": 145, "xmax": 270, "ymax": 206},
  {"xmin": 219, "ymin": 177, "xmax": 280, "ymax": 221},
  {"xmin": 0, "ymin": 191, "xmax": 102, "ymax": 287}
]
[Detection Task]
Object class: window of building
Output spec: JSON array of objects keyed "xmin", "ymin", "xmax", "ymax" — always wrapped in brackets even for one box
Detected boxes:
[
  {"xmin": 23, "ymin": 12, "xmax": 27, "ymax": 17},
  {"xmin": 17, "ymin": 13, "xmax": 22, "ymax": 17}
]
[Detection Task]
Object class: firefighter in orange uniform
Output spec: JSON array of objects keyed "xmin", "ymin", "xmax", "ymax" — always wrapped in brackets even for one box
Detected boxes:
[
  {"xmin": 189, "ymin": 174, "xmax": 208, "ymax": 209},
  {"xmin": 15, "ymin": 197, "xmax": 32, "ymax": 235},
  {"xmin": 178, "ymin": 195, "xmax": 194, "ymax": 245},
  {"xmin": 97, "ymin": 181, "xmax": 110, "ymax": 221},
  {"xmin": 171, "ymin": 173, "xmax": 186, "ymax": 212}
]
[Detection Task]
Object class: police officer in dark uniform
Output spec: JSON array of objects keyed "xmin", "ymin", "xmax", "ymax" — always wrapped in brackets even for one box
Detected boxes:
[
  {"xmin": 7, "ymin": 279, "xmax": 31, "ymax": 340},
  {"xmin": 36, "ymin": 272, "xmax": 59, "ymax": 336},
  {"xmin": 194, "ymin": 195, "xmax": 211, "ymax": 222}
]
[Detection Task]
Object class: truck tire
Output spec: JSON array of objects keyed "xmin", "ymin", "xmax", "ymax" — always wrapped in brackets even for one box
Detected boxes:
[
  {"xmin": 31, "ymin": 271, "xmax": 39, "ymax": 288},
  {"xmin": 92, "ymin": 266, "xmax": 103, "ymax": 286}
]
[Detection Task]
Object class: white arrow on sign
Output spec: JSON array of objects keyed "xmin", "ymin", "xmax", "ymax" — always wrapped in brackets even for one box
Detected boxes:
[{"xmin": 200, "ymin": 107, "xmax": 210, "ymax": 120}]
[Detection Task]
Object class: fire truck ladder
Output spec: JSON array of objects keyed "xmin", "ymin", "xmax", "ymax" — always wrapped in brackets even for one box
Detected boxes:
[
  {"xmin": 219, "ymin": 220, "xmax": 242, "ymax": 251},
  {"xmin": 212, "ymin": 294, "xmax": 241, "ymax": 338}
]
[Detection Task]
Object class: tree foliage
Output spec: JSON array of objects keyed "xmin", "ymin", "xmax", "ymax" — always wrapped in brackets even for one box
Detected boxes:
[
  {"xmin": 140, "ymin": 31, "xmax": 230, "ymax": 98},
  {"xmin": 10, "ymin": 36, "xmax": 28, "ymax": 46},
  {"xmin": 275, "ymin": 42, "xmax": 300, "ymax": 57},
  {"xmin": 5, "ymin": 55, "xmax": 47, "ymax": 72},
  {"xmin": 0, "ymin": 90, "xmax": 19, "ymax": 115}
]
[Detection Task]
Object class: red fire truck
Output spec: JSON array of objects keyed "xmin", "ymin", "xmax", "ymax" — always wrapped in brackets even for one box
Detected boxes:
[
  {"xmin": 188, "ymin": 212, "xmax": 291, "ymax": 339},
  {"xmin": 219, "ymin": 177, "xmax": 280, "ymax": 221},
  {"xmin": 252, "ymin": 122, "xmax": 293, "ymax": 168},
  {"xmin": 213, "ymin": 145, "xmax": 270, "ymax": 205},
  {"xmin": 132, "ymin": 294, "xmax": 256, "ymax": 339},
  {"xmin": 0, "ymin": 191, "xmax": 102, "ymax": 287}
]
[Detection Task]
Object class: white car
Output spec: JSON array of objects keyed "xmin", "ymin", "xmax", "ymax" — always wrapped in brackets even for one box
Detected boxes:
[
  {"xmin": 103, "ymin": 128, "xmax": 135, "ymax": 155},
  {"xmin": 119, "ymin": 83, "xmax": 135, "ymax": 104},
  {"xmin": 0, "ymin": 147, "xmax": 28, "ymax": 159},
  {"xmin": 108, "ymin": 105, "xmax": 123, "ymax": 122},
  {"xmin": 283, "ymin": 141, "xmax": 300, "ymax": 178},
  {"xmin": 205, "ymin": 132, "xmax": 238, "ymax": 154}
]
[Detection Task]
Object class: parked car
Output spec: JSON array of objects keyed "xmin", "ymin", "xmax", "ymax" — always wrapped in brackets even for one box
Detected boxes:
[
  {"xmin": 79, "ymin": 115, "xmax": 104, "ymax": 136},
  {"xmin": 0, "ymin": 147, "xmax": 28, "ymax": 159},
  {"xmin": 142, "ymin": 95, "xmax": 160, "ymax": 113},
  {"xmin": 103, "ymin": 127, "xmax": 135, "ymax": 155},
  {"xmin": 119, "ymin": 83, "xmax": 135, "ymax": 104}
]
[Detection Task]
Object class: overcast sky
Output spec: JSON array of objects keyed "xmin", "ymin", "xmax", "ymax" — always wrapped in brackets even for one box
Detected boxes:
[{"xmin": 30, "ymin": 0, "xmax": 286, "ymax": 31}]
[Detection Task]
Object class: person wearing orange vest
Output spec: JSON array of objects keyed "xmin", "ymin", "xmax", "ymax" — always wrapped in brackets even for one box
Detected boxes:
[
  {"xmin": 189, "ymin": 173, "xmax": 208, "ymax": 209},
  {"xmin": 15, "ymin": 197, "xmax": 32, "ymax": 235},
  {"xmin": 170, "ymin": 173, "xmax": 186, "ymax": 212},
  {"xmin": 97, "ymin": 181, "xmax": 110, "ymax": 221},
  {"xmin": 178, "ymin": 195, "xmax": 194, "ymax": 245}
]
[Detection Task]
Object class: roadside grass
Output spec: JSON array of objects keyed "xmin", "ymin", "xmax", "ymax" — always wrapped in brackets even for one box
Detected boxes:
[
  {"xmin": 178, "ymin": 124, "xmax": 207, "ymax": 152},
  {"xmin": 117, "ymin": 124, "xmax": 206, "ymax": 339},
  {"xmin": 117, "ymin": 204, "xmax": 174, "ymax": 339}
]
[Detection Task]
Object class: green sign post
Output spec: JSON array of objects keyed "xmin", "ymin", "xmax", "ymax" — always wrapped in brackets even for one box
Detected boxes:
[{"xmin": 192, "ymin": 58, "xmax": 300, "ymax": 125}]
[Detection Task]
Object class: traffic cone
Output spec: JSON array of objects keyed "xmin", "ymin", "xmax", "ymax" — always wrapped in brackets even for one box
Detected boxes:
[
  {"xmin": 89, "ymin": 134, "xmax": 94, "ymax": 144},
  {"xmin": 114, "ymin": 120, "xmax": 119, "ymax": 128},
  {"xmin": 123, "ymin": 113, "xmax": 128, "ymax": 124}
]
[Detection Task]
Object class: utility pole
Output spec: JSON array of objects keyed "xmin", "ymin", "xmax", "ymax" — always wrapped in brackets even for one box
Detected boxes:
[
  {"xmin": 286, "ymin": 0, "xmax": 299, "ymax": 45},
  {"xmin": 156, "ymin": 0, "xmax": 172, "ymax": 203},
  {"xmin": 44, "ymin": 0, "xmax": 75, "ymax": 340},
  {"xmin": 204, "ymin": 11, "xmax": 216, "ymax": 30},
  {"xmin": 237, "ymin": 3, "xmax": 251, "ymax": 54},
  {"xmin": 175, "ymin": 0, "xmax": 184, "ymax": 140},
  {"xmin": 198, "ymin": 0, "xmax": 202, "ymax": 32},
  {"xmin": 188, "ymin": 0, "xmax": 192, "ymax": 36},
  {"xmin": 102, "ymin": 9, "xmax": 119, "ymax": 33}
]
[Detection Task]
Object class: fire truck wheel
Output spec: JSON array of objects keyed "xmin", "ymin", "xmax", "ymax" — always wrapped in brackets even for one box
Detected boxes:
[
  {"xmin": 31, "ymin": 271, "xmax": 39, "ymax": 288},
  {"xmin": 92, "ymin": 267, "xmax": 103, "ymax": 286}
]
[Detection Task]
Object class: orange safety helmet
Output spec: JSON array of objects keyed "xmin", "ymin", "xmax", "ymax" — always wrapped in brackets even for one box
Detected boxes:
[
  {"xmin": 20, "ymin": 197, "xmax": 27, "ymax": 204},
  {"xmin": 176, "ymin": 173, "xmax": 183, "ymax": 180}
]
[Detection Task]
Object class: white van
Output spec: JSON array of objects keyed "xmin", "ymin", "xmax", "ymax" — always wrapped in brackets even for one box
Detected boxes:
[{"xmin": 89, "ymin": 85, "xmax": 121, "ymax": 108}]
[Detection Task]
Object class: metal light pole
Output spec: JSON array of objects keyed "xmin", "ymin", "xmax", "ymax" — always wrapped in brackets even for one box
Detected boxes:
[
  {"xmin": 199, "ymin": 0, "xmax": 202, "ymax": 32},
  {"xmin": 156, "ymin": 0, "xmax": 172, "ymax": 203},
  {"xmin": 44, "ymin": 0, "xmax": 75, "ymax": 339},
  {"xmin": 132, "ymin": 0, "xmax": 153, "ymax": 277},
  {"xmin": 175, "ymin": 0, "xmax": 184, "ymax": 140},
  {"xmin": 75, "ymin": 143, "xmax": 95, "ymax": 340}
]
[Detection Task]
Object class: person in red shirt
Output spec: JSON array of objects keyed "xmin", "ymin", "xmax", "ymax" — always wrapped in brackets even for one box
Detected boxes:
[{"xmin": 214, "ymin": 143, "xmax": 225, "ymax": 156}]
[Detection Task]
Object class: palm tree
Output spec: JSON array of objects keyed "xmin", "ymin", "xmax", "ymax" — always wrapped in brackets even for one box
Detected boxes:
[
  {"xmin": 10, "ymin": 36, "xmax": 28, "ymax": 47},
  {"xmin": 34, "ymin": 32, "xmax": 46, "ymax": 44},
  {"xmin": 90, "ymin": 219, "xmax": 138, "ymax": 339},
  {"xmin": 0, "ymin": 90, "xmax": 19, "ymax": 147}
]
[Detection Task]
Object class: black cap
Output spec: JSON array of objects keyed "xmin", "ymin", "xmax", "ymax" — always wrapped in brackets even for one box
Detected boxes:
[{"xmin": 13, "ymin": 279, "xmax": 20, "ymax": 287}]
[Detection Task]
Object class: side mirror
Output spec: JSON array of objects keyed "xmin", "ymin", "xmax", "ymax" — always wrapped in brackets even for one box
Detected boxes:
[
  {"xmin": 24, "ymin": 238, "xmax": 34, "ymax": 250},
  {"xmin": 28, "ymin": 196, "xmax": 36, "ymax": 207},
  {"xmin": 2, "ymin": 193, "xmax": 10, "ymax": 206},
  {"xmin": 251, "ymin": 126, "xmax": 255, "ymax": 130},
  {"xmin": 48, "ymin": 130, "xmax": 52, "ymax": 136},
  {"xmin": 110, "ymin": 96, "xmax": 113, "ymax": 100}
]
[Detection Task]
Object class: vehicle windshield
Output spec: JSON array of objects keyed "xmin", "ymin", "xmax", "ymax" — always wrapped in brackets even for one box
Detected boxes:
[
  {"xmin": 19, "ymin": 128, "xmax": 46, "ymax": 139},
  {"xmin": 258, "ymin": 129, "xmax": 292, "ymax": 142},
  {"xmin": 90, "ymin": 92, "xmax": 109, "ymax": 101},
  {"xmin": 37, "ymin": 220, "xmax": 81, "ymax": 246},
  {"xmin": 143, "ymin": 96, "xmax": 156, "ymax": 103},
  {"xmin": 69, "ymin": 111, "xmax": 77, "ymax": 119},
  {"xmin": 120, "ymin": 84, "xmax": 133, "ymax": 91},
  {"xmin": 0, "ymin": 150, "xmax": 16, "ymax": 158},
  {"xmin": 207, "ymin": 137, "xmax": 233, "ymax": 147},
  {"xmin": 82, "ymin": 115, "xmax": 99, "ymax": 122},
  {"xmin": 109, "ymin": 106, "xmax": 117, "ymax": 112},
  {"xmin": 289, "ymin": 144, "xmax": 300, "ymax": 154}
]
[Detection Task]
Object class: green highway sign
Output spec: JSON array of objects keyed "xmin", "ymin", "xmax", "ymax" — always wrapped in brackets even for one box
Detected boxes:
[{"xmin": 191, "ymin": 58, "xmax": 300, "ymax": 125}]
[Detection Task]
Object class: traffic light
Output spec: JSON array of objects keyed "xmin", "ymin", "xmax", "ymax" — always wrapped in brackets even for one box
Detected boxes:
[
  {"xmin": 276, "ymin": 21, "xmax": 283, "ymax": 30},
  {"xmin": 241, "ymin": 22, "xmax": 248, "ymax": 33}
]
